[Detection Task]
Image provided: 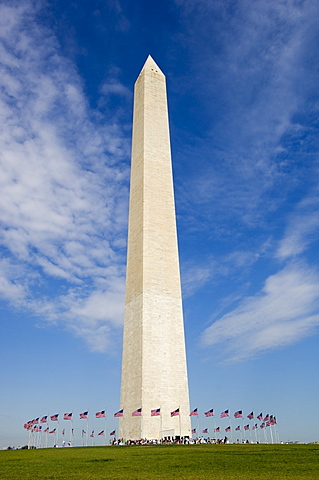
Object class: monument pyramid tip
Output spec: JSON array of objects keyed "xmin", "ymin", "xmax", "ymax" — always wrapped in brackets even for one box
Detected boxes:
[{"xmin": 141, "ymin": 55, "xmax": 164, "ymax": 75}]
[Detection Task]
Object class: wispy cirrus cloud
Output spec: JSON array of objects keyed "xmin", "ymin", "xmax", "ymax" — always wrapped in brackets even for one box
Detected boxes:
[
  {"xmin": 277, "ymin": 193, "xmax": 319, "ymax": 260},
  {"xmin": 0, "ymin": 1, "xmax": 130, "ymax": 350},
  {"xmin": 175, "ymin": 0, "xmax": 319, "ymax": 229},
  {"xmin": 202, "ymin": 263, "xmax": 319, "ymax": 362}
]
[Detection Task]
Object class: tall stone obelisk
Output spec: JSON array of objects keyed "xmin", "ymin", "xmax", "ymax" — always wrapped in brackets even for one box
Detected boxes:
[{"xmin": 120, "ymin": 56, "xmax": 190, "ymax": 440}]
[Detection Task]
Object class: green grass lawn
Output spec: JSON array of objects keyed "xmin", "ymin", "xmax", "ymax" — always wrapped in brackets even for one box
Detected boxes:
[{"xmin": 1, "ymin": 444, "xmax": 318, "ymax": 480}]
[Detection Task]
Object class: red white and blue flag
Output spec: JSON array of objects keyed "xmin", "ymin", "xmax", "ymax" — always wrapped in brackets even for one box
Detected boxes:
[
  {"xmin": 171, "ymin": 408, "xmax": 180, "ymax": 417},
  {"xmin": 202, "ymin": 428, "xmax": 208, "ymax": 434},
  {"xmin": 244, "ymin": 425, "xmax": 249, "ymax": 431},
  {"xmin": 90, "ymin": 431, "xmax": 94, "ymax": 437},
  {"xmin": 132, "ymin": 408, "xmax": 142, "ymax": 417},
  {"xmin": 50, "ymin": 414, "xmax": 59, "ymax": 421},
  {"xmin": 264, "ymin": 414, "xmax": 270, "ymax": 422},
  {"xmin": 225, "ymin": 426, "xmax": 231, "ymax": 432},
  {"xmin": 235, "ymin": 426, "xmax": 240, "ymax": 431},
  {"xmin": 234, "ymin": 410, "xmax": 243, "ymax": 418},
  {"xmin": 44, "ymin": 427, "xmax": 49, "ymax": 433},
  {"xmin": 257, "ymin": 413, "xmax": 263, "ymax": 421},
  {"xmin": 49, "ymin": 428, "xmax": 56, "ymax": 434},
  {"xmin": 110, "ymin": 430, "xmax": 116, "ymax": 436},
  {"xmin": 190, "ymin": 408, "xmax": 198, "ymax": 416},
  {"xmin": 247, "ymin": 412, "xmax": 254, "ymax": 420},
  {"xmin": 260, "ymin": 422, "xmax": 265, "ymax": 429},
  {"xmin": 204, "ymin": 409, "xmax": 214, "ymax": 417},
  {"xmin": 220, "ymin": 410, "xmax": 229, "ymax": 418},
  {"xmin": 40, "ymin": 416, "xmax": 48, "ymax": 423},
  {"xmin": 80, "ymin": 411, "xmax": 88, "ymax": 419},
  {"xmin": 214, "ymin": 427, "xmax": 220, "ymax": 432},
  {"xmin": 64, "ymin": 413, "xmax": 72, "ymax": 420},
  {"xmin": 192, "ymin": 428, "xmax": 196, "ymax": 434},
  {"xmin": 114, "ymin": 409, "xmax": 123, "ymax": 417},
  {"xmin": 98, "ymin": 430, "xmax": 104, "ymax": 436},
  {"xmin": 252, "ymin": 424, "xmax": 258, "ymax": 430},
  {"xmin": 62, "ymin": 429, "xmax": 65, "ymax": 435},
  {"xmin": 96, "ymin": 411, "xmax": 106, "ymax": 418},
  {"xmin": 151, "ymin": 408, "xmax": 161, "ymax": 417}
]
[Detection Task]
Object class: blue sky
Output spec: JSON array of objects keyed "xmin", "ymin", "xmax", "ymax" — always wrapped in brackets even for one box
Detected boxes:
[{"xmin": 1, "ymin": 0, "xmax": 319, "ymax": 448}]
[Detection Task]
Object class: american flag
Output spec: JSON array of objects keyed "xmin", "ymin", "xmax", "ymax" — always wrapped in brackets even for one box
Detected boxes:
[
  {"xmin": 80, "ymin": 411, "xmax": 88, "ymax": 419},
  {"xmin": 247, "ymin": 412, "xmax": 254, "ymax": 420},
  {"xmin": 190, "ymin": 408, "xmax": 198, "ymax": 416},
  {"xmin": 257, "ymin": 413, "xmax": 263, "ymax": 421},
  {"xmin": 234, "ymin": 410, "xmax": 243, "ymax": 418},
  {"xmin": 98, "ymin": 430, "xmax": 104, "ymax": 436},
  {"xmin": 204, "ymin": 409, "xmax": 214, "ymax": 417},
  {"xmin": 225, "ymin": 426, "xmax": 231, "ymax": 432},
  {"xmin": 151, "ymin": 408, "xmax": 161, "ymax": 416},
  {"xmin": 62, "ymin": 429, "xmax": 65, "ymax": 435},
  {"xmin": 132, "ymin": 408, "xmax": 142, "ymax": 417},
  {"xmin": 220, "ymin": 409, "xmax": 229, "ymax": 418},
  {"xmin": 82, "ymin": 430, "xmax": 86, "ymax": 435},
  {"xmin": 252, "ymin": 424, "xmax": 258, "ymax": 430},
  {"xmin": 192, "ymin": 428, "xmax": 196, "ymax": 434},
  {"xmin": 90, "ymin": 431, "xmax": 94, "ymax": 437},
  {"xmin": 244, "ymin": 424, "xmax": 249, "ymax": 431},
  {"xmin": 110, "ymin": 430, "xmax": 116, "ymax": 435},
  {"xmin": 235, "ymin": 426, "xmax": 240, "ymax": 431},
  {"xmin": 260, "ymin": 422, "xmax": 265, "ymax": 429},
  {"xmin": 40, "ymin": 416, "xmax": 48, "ymax": 423},
  {"xmin": 96, "ymin": 411, "xmax": 106, "ymax": 418},
  {"xmin": 64, "ymin": 413, "xmax": 72, "ymax": 420},
  {"xmin": 202, "ymin": 428, "xmax": 208, "ymax": 434},
  {"xmin": 214, "ymin": 427, "xmax": 220, "ymax": 432},
  {"xmin": 263, "ymin": 414, "xmax": 270, "ymax": 422},
  {"xmin": 44, "ymin": 428, "xmax": 49, "ymax": 433},
  {"xmin": 171, "ymin": 408, "xmax": 180, "ymax": 417},
  {"xmin": 49, "ymin": 428, "xmax": 56, "ymax": 434},
  {"xmin": 50, "ymin": 414, "xmax": 59, "ymax": 421},
  {"xmin": 114, "ymin": 409, "xmax": 123, "ymax": 417}
]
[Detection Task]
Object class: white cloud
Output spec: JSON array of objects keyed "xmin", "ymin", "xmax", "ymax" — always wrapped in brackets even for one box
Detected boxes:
[
  {"xmin": 277, "ymin": 194, "xmax": 319, "ymax": 259},
  {"xmin": 0, "ymin": 2, "xmax": 130, "ymax": 350},
  {"xmin": 175, "ymin": 0, "xmax": 319, "ymax": 229},
  {"xmin": 202, "ymin": 263, "xmax": 319, "ymax": 362}
]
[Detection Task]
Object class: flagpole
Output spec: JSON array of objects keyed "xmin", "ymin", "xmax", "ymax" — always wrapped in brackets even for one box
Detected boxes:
[
  {"xmin": 213, "ymin": 413, "xmax": 217, "ymax": 442},
  {"xmin": 86, "ymin": 415, "xmax": 89, "ymax": 447},
  {"xmin": 228, "ymin": 408, "xmax": 232, "ymax": 444},
  {"xmin": 141, "ymin": 407, "xmax": 143, "ymax": 442},
  {"xmin": 179, "ymin": 406, "xmax": 181, "ymax": 441},
  {"xmin": 46, "ymin": 415, "xmax": 49, "ymax": 448},
  {"xmin": 104, "ymin": 408, "xmax": 107, "ymax": 446},
  {"xmin": 57, "ymin": 414, "xmax": 59, "ymax": 447}
]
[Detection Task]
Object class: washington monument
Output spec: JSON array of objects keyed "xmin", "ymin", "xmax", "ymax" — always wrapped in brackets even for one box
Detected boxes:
[{"xmin": 120, "ymin": 56, "xmax": 190, "ymax": 440}]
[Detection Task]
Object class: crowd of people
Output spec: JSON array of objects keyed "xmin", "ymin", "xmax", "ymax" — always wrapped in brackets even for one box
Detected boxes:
[{"xmin": 111, "ymin": 436, "xmax": 230, "ymax": 446}]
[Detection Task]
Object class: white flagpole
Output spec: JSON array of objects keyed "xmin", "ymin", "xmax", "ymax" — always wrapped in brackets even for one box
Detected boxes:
[
  {"xmin": 104, "ymin": 408, "xmax": 107, "ymax": 446},
  {"xmin": 54, "ymin": 412, "xmax": 60, "ymax": 445},
  {"xmin": 86, "ymin": 416, "xmax": 89, "ymax": 447},
  {"xmin": 213, "ymin": 413, "xmax": 217, "ymax": 441},
  {"xmin": 228, "ymin": 409, "xmax": 232, "ymax": 443}
]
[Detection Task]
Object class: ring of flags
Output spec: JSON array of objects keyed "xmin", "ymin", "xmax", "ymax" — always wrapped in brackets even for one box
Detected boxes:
[{"xmin": 24, "ymin": 408, "xmax": 278, "ymax": 442}]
